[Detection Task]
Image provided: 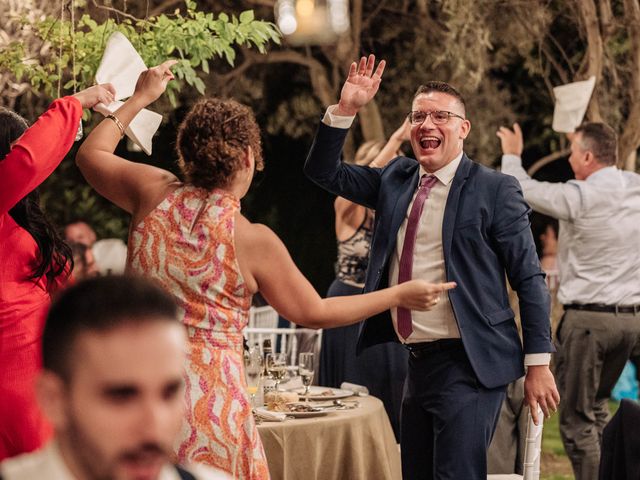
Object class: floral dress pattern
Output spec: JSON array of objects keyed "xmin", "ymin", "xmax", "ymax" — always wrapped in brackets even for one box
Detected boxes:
[{"xmin": 128, "ymin": 185, "xmax": 270, "ymax": 479}]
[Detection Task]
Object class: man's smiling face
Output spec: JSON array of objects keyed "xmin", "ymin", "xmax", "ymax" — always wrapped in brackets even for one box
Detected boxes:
[{"xmin": 409, "ymin": 91, "xmax": 471, "ymax": 173}]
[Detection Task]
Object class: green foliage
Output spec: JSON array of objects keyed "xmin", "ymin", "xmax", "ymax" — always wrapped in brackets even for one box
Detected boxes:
[{"xmin": 0, "ymin": 1, "xmax": 280, "ymax": 106}]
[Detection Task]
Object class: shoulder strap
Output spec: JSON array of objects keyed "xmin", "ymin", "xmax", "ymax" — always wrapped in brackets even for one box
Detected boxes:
[{"xmin": 175, "ymin": 465, "xmax": 197, "ymax": 480}]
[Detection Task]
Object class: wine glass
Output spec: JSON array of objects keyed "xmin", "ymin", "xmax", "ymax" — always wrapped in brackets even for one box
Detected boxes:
[
  {"xmin": 244, "ymin": 347, "xmax": 263, "ymax": 408},
  {"xmin": 298, "ymin": 352, "xmax": 315, "ymax": 402},
  {"xmin": 265, "ymin": 352, "xmax": 287, "ymax": 391}
]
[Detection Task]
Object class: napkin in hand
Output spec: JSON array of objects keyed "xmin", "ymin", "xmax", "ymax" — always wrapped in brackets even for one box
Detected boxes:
[
  {"xmin": 552, "ymin": 76, "xmax": 596, "ymax": 133},
  {"xmin": 94, "ymin": 32, "xmax": 162, "ymax": 155}
]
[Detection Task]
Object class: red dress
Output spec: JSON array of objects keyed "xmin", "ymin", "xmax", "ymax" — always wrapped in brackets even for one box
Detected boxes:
[{"xmin": 0, "ymin": 97, "xmax": 82, "ymax": 459}]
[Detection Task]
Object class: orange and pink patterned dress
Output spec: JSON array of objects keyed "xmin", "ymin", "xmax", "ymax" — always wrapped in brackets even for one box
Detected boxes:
[{"xmin": 128, "ymin": 185, "xmax": 270, "ymax": 480}]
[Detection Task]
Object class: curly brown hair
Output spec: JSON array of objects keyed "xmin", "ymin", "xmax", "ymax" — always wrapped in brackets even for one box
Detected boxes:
[{"xmin": 177, "ymin": 97, "xmax": 264, "ymax": 189}]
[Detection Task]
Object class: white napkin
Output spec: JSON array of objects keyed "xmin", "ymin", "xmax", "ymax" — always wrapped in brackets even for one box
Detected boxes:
[
  {"xmin": 340, "ymin": 382, "xmax": 369, "ymax": 396},
  {"xmin": 255, "ymin": 408, "xmax": 287, "ymax": 422},
  {"xmin": 94, "ymin": 32, "xmax": 162, "ymax": 155},
  {"xmin": 552, "ymin": 76, "xmax": 596, "ymax": 133},
  {"xmin": 92, "ymin": 238, "xmax": 128, "ymax": 275}
]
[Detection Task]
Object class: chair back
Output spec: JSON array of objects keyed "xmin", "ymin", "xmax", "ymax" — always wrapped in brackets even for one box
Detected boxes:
[
  {"xmin": 249, "ymin": 306, "xmax": 279, "ymax": 329},
  {"xmin": 244, "ymin": 327, "xmax": 321, "ymax": 366},
  {"xmin": 523, "ymin": 406, "xmax": 543, "ymax": 480},
  {"xmin": 487, "ymin": 406, "xmax": 543, "ymax": 480}
]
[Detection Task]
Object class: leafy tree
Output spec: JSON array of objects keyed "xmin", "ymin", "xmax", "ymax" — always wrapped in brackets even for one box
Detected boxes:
[{"xmin": 0, "ymin": 0, "xmax": 280, "ymax": 239}]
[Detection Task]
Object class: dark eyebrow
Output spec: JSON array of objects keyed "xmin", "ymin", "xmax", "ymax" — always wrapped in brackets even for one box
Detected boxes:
[
  {"xmin": 162, "ymin": 379, "xmax": 184, "ymax": 399},
  {"xmin": 102, "ymin": 384, "xmax": 139, "ymax": 398}
]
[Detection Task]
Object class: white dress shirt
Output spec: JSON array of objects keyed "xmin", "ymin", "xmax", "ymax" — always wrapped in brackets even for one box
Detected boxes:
[
  {"xmin": 0, "ymin": 441, "xmax": 232, "ymax": 480},
  {"xmin": 388, "ymin": 155, "xmax": 462, "ymax": 342},
  {"xmin": 322, "ymin": 107, "xmax": 549, "ymax": 365},
  {"xmin": 502, "ymin": 154, "xmax": 640, "ymax": 305}
]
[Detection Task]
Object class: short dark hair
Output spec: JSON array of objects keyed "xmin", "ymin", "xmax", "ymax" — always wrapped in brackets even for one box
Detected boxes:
[
  {"xmin": 413, "ymin": 81, "xmax": 466, "ymax": 115},
  {"xmin": 43, "ymin": 276, "xmax": 179, "ymax": 381},
  {"xmin": 177, "ymin": 97, "xmax": 263, "ymax": 190},
  {"xmin": 574, "ymin": 122, "xmax": 618, "ymax": 166}
]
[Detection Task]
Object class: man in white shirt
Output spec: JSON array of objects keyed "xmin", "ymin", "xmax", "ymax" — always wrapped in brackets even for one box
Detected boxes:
[
  {"xmin": 0, "ymin": 276, "xmax": 230, "ymax": 480},
  {"xmin": 498, "ymin": 121, "xmax": 640, "ymax": 480},
  {"xmin": 305, "ymin": 54, "xmax": 559, "ymax": 480}
]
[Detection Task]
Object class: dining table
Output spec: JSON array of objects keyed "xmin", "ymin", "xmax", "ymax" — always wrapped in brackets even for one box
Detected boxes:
[{"xmin": 257, "ymin": 394, "xmax": 401, "ymax": 480}]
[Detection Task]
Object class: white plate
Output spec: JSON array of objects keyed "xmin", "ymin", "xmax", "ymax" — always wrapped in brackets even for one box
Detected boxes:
[
  {"xmin": 288, "ymin": 386, "xmax": 354, "ymax": 400},
  {"xmin": 256, "ymin": 406, "xmax": 329, "ymax": 418}
]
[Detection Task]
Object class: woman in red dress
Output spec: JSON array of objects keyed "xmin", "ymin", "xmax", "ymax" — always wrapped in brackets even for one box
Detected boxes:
[{"xmin": 0, "ymin": 84, "xmax": 114, "ymax": 459}]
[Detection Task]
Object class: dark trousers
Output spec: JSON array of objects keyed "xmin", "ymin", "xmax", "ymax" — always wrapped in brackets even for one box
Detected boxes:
[
  {"xmin": 401, "ymin": 341, "xmax": 506, "ymax": 480},
  {"xmin": 555, "ymin": 309, "xmax": 640, "ymax": 480}
]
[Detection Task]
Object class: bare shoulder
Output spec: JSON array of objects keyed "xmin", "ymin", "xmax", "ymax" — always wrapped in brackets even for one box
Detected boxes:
[{"xmin": 235, "ymin": 214, "xmax": 282, "ymax": 250}]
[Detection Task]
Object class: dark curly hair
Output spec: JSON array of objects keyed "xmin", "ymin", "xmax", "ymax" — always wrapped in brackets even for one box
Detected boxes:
[
  {"xmin": 177, "ymin": 98, "xmax": 264, "ymax": 190},
  {"xmin": 0, "ymin": 107, "xmax": 73, "ymax": 285}
]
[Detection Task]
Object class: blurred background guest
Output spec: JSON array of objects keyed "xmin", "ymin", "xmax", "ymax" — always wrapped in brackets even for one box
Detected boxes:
[
  {"xmin": 319, "ymin": 118, "xmax": 411, "ymax": 439},
  {"xmin": 63, "ymin": 218, "xmax": 97, "ymax": 247}
]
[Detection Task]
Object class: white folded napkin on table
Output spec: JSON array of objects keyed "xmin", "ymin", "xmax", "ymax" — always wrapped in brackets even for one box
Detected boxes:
[
  {"xmin": 552, "ymin": 76, "xmax": 596, "ymax": 133},
  {"xmin": 94, "ymin": 31, "xmax": 163, "ymax": 155},
  {"xmin": 340, "ymin": 382, "xmax": 369, "ymax": 396},
  {"xmin": 255, "ymin": 408, "xmax": 287, "ymax": 422}
]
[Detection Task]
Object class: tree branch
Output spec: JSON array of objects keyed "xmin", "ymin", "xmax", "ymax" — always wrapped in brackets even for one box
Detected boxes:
[
  {"xmin": 527, "ymin": 148, "xmax": 571, "ymax": 177},
  {"xmin": 573, "ymin": 0, "xmax": 603, "ymax": 121},
  {"xmin": 149, "ymin": 0, "xmax": 183, "ymax": 17},
  {"xmin": 91, "ymin": 0, "xmax": 146, "ymax": 23},
  {"xmin": 618, "ymin": 0, "xmax": 640, "ymax": 169}
]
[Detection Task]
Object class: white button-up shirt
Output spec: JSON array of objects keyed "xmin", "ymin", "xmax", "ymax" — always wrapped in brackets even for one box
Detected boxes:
[
  {"xmin": 502, "ymin": 154, "xmax": 640, "ymax": 305},
  {"xmin": 388, "ymin": 155, "xmax": 462, "ymax": 342}
]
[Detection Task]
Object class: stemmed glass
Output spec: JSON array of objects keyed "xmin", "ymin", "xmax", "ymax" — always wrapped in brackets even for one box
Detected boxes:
[
  {"xmin": 244, "ymin": 347, "xmax": 263, "ymax": 408},
  {"xmin": 265, "ymin": 352, "xmax": 288, "ymax": 391},
  {"xmin": 298, "ymin": 352, "xmax": 315, "ymax": 402}
]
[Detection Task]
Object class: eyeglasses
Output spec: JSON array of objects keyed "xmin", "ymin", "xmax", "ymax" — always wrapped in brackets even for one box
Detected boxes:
[{"xmin": 407, "ymin": 110, "xmax": 465, "ymax": 125}]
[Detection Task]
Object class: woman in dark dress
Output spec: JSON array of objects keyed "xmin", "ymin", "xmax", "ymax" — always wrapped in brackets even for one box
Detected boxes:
[{"xmin": 319, "ymin": 120, "xmax": 411, "ymax": 440}]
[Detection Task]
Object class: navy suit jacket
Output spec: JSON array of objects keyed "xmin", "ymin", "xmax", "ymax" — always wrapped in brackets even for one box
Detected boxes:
[{"xmin": 304, "ymin": 122, "xmax": 553, "ymax": 388}]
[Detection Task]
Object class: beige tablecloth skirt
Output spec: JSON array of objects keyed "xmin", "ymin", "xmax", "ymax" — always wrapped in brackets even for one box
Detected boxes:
[{"xmin": 257, "ymin": 395, "xmax": 401, "ymax": 480}]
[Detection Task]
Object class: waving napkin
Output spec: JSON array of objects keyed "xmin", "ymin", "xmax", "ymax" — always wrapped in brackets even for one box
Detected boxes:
[
  {"xmin": 552, "ymin": 76, "xmax": 596, "ymax": 133},
  {"xmin": 95, "ymin": 32, "xmax": 162, "ymax": 155}
]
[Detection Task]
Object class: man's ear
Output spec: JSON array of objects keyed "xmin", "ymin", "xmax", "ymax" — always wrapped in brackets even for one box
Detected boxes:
[
  {"xmin": 36, "ymin": 371, "xmax": 68, "ymax": 430},
  {"xmin": 459, "ymin": 119, "xmax": 471, "ymax": 140}
]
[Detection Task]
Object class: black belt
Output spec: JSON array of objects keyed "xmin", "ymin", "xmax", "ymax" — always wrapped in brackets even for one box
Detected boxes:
[
  {"xmin": 564, "ymin": 303, "xmax": 640, "ymax": 315},
  {"xmin": 404, "ymin": 339, "xmax": 463, "ymax": 359}
]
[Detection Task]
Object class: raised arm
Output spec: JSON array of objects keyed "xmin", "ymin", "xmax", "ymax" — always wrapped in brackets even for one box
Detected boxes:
[
  {"xmin": 235, "ymin": 216, "xmax": 455, "ymax": 329},
  {"xmin": 368, "ymin": 117, "xmax": 411, "ymax": 168},
  {"xmin": 76, "ymin": 61, "xmax": 179, "ymax": 215},
  {"xmin": 0, "ymin": 84, "xmax": 114, "ymax": 215},
  {"xmin": 497, "ymin": 123, "xmax": 583, "ymax": 221}
]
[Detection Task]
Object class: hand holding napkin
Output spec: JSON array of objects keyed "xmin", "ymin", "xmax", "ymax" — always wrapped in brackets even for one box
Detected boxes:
[{"xmin": 94, "ymin": 32, "xmax": 165, "ymax": 155}]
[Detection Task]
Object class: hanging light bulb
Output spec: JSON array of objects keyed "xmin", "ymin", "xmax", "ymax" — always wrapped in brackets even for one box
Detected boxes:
[{"xmin": 275, "ymin": 0, "xmax": 350, "ymax": 45}]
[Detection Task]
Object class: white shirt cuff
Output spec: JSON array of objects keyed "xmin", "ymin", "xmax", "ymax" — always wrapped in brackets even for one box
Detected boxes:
[
  {"xmin": 322, "ymin": 104, "xmax": 356, "ymax": 129},
  {"xmin": 524, "ymin": 353, "xmax": 551, "ymax": 366},
  {"xmin": 501, "ymin": 154, "xmax": 524, "ymax": 170}
]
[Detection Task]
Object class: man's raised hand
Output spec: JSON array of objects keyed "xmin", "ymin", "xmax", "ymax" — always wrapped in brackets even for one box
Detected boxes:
[{"xmin": 335, "ymin": 54, "xmax": 386, "ymax": 116}]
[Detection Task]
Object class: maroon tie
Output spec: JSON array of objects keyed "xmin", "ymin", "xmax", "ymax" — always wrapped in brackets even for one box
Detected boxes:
[{"xmin": 397, "ymin": 174, "xmax": 438, "ymax": 339}]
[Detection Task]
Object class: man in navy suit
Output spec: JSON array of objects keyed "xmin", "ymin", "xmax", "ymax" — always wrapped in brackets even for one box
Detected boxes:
[{"xmin": 304, "ymin": 55, "xmax": 560, "ymax": 479}]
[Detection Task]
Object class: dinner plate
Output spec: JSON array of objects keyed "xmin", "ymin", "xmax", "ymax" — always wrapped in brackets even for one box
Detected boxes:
[
  {"xmin": 256, "ymin": 406, "xmax": 329, "ymax": 418},
  {"xmin": 288, "ymin": 386, "xmax": 354, "ymax": 400}
]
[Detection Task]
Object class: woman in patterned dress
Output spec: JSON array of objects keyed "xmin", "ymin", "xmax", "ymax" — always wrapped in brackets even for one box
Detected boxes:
[{"xmin": 76, "ymin": 62, "xmax": 454, "ymax": 480}]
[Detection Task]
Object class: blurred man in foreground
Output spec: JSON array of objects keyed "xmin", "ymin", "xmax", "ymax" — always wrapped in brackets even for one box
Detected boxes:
[{"xmin": 0, "ymin": 275, "xmax": 230, "ymax": 480}]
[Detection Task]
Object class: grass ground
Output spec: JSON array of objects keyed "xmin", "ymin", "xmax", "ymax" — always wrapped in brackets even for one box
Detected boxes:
[{"xmin": 539, "ymin": 401, "xmax": 620, "ymax": 480}]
